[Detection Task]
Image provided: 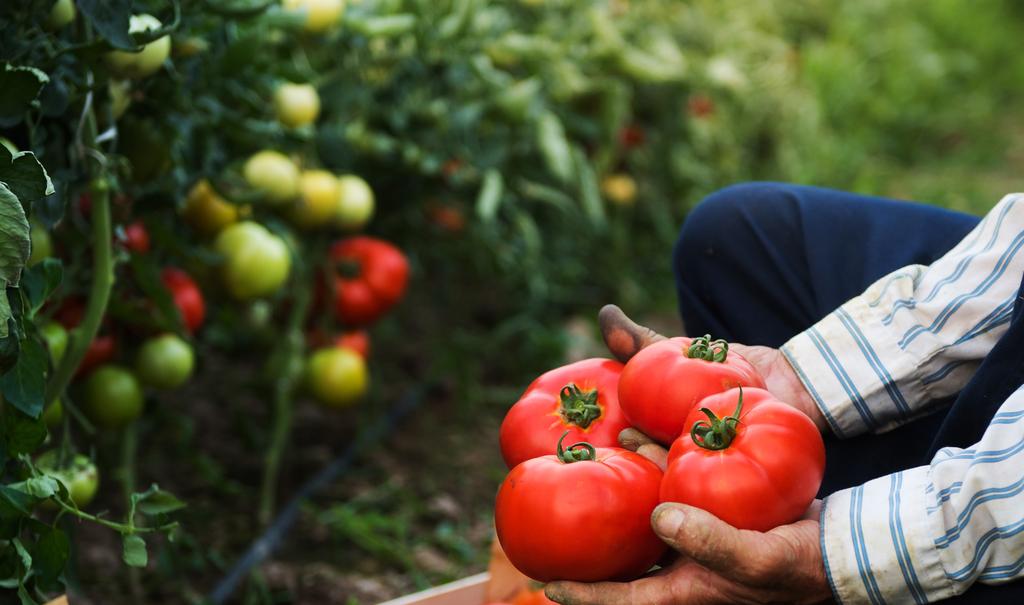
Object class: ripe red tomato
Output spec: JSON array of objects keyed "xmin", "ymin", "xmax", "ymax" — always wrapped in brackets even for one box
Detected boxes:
[
  {"xmin": 329, "ymin": 236, "xmax": 409, "ymax": 326},
  {"xmin": 494, "ymin": 436, "xmax": 666, "ymax": 583},
  {"xmin": 119, "ymin": 220, "xmax": 150, "ymax": 253},
  {"xmin": 661, "ymin": 387, "xmax": 825, "ymax": 532},
  {"xmin": 618, "ymin": 335, "xmax": 765, "ymax": 444},
  {"xmin": 512, "ymin": 589, "xmax": 557, "ymax": 605},
  {"xmin": 334, "ymin": 331, "xmax": 369, "ymax": 358},
  {"xmin": 499, "ymin": 358, "xmax": 629, "ymax": 469},
  {"xmin": 161, "ymin": 268, "xmax": 205, "ymax": 333}
]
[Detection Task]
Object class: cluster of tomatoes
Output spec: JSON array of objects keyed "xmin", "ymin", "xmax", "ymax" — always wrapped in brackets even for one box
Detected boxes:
[
  {"xmin": 493, "ymin": 335, "xmax": 825, "ymax": 583},
  {"xmin": 31, "ymin": 0, "xmax": 408, "ymax": 509}
]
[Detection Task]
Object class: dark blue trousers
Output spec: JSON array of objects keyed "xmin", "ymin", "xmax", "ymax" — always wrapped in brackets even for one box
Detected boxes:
[{"xmin": 673, "ymin": 183, "xmax": 1024, "ymax": 603}]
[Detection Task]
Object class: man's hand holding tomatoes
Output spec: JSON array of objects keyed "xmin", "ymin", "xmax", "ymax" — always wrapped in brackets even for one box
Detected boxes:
[{"xmin": 544, "ymin": 428, "xmax": 832, "ymax": 605}]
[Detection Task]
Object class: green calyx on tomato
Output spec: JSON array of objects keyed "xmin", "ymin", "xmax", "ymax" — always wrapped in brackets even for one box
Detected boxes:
[
  {"xmin": 558, "ymin": 383, "xmax": 601, "ymax": 428},
  {"xmin": 554, "ymin": 431, "xmax": 597, "ymax": 463},
  {"xmin": 690, "ymin": 387, "xmax": 743, "ymax": 450},
  {"xmin": 685, "ymin": 333, "xmax": 728, "ymax": 362}
]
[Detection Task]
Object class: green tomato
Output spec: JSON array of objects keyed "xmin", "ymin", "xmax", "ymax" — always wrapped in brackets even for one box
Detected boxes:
[
  {"xmin": 82, "ymin": 364, "xmax": 144, "ymax": 430},
  {"xmin": 274, "ymin": 83, "xmax": 320, "ymax": 128},
  {"xmin": 305, "ymin": 347, "xmax": 367, "ymax": 408},
  {"xmin": 40, "ymin": 321, "xmax": 68, "ymax": 366},
  {"xmin": 28, "ymin": 223, "xmax": 53, "ymax": 266},
  {"xmin": 105, "ymin": 14, "xmax": 172, "ymax": 79},
  {"xmin": 41, "ymin": 400, "xmax": 63, "ymax": 427},
  {"xmin": 135, "ymin": 334, "xmax": 194, "ymax": 389},
  {"xmin": 109, "ymin": 79, "xmax": 132, "ymax": 120},
  {"xmin": 46, "ymin": 0, "xmax": 76, "ymax": 30},
  {"xmin": 243, "ymin": 150, "xmax": 300, "ymax": 204},
  {"xmin": 334, "ymin": 174, "xmax": 375, "ymax": 230},
  {"xmin": 215, "ymin": 222, "xmax": 292, "ymax": 299},
  {"xmin": 38, "ymin": 453, "xmax": 100, "ymax": 508}
]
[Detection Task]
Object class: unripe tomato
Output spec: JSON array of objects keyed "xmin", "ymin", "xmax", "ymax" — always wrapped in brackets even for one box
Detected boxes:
[
  {"xmin": 105, "ymin": 14, "xmax": 172, "ymax": 79},
  {"xmin": 305, "ymin": 346, "xmax": 367, "ymax": 407},
  {"xmin": 161, "ymin": 268, "xmax": 205, "ymax": 333},
  {"xmin": 274, "ymin": 82, "xmax": 320, "ymax": 128},
  {"xmin": 334, "ymin": 174, "xmax": 375, "ymax": 230},
  {"xmin": 42, "ymin": 400, "xmax": 63, "ymax": 427},
  {"xmin": 600, "ymin": 174, "xmax": 637, "ymax": 206},
  {"xmin": 119, "ymin": 220, "xmax": 150, "ymax": 253},
  {"xmin": 82, "ymin": 364, "xmax": 144, "ymax": 430},
  {"xmin": 283, "ymin": 0, "xmax": 346, "ymax": 33},
  {"xmin": 46, "ymin": 0, "xmax": 76, "ymax": 30},
  {"xmin": 182, "ymin": 179, "xmax": 239, "ymax": 235},
  {"xmin": 215, "ymin": 222, "xmax": 292, "ymax": 299},
  {"xmin": 38, "ymin": 454, "xmax": 99, "ymax": 508},
  {"xmin": 243, "ymin": 151, "xmax": 300, "ymax": 204},
  {"xmin": 40, "ymin": 321, "xmax": 68, "ymax": 366},
  {"xmin": 109, "ymin": 79, "xmax": 132, "ymax": 120},
  {"xmin": 28, "ymin": 223, "xmax": 53, "ymax": 266},
  {"xmin": 292, "ymin": 170, "xmax": 340, "ymax": 228},
  {"xmin": 135, "ymin": 334, "xmax": 194, "ymax": 389}
]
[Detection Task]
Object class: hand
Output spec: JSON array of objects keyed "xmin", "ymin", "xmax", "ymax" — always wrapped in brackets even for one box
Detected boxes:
[
  {"xmin": 544, "ymin": 431, "xmax": 834, "ymax": 605},
  {"xmin": 598, "ymin": 305, "xmax": 828, "ymax": 432}
]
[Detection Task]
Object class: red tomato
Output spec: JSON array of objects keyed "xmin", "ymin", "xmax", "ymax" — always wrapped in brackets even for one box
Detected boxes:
[
  {"xmin": 661, "ymin": 387, "xmax": 825, "ymax": 531},
  {"xmin": 494, "ymin": 436, "xmax": 666, "ymax": 583},
  {"xmin": 512, "ymin": 590, "xmax": 556, "ymax": 605},
  {"xmin": 54, "ymin": 298, "xmax": 118, "ymax": 376},
  {"xmin": 618, "ymin": 335, "xmax": 765, "ymax": 444},
  {"xmin": 499, "ymin": 358, "xmax": 629, "ymax": 469},
  {"xmin": 329, "ymin": 236, "xmax": 409, "ymax": 326},
  {"xmin": 334, "ymin": 330, "xmax": 369, "ymax": 358},
  {"xmin": 161, "ymin": 268, "xmax": 205, "ymax": 333},
  {"xmin": 618, "ymin": 125, "xmax": 646, "ymax": 148},
  {"xmin": 119, "ymin": 221, "xmax": 151, "ymax": 253}
]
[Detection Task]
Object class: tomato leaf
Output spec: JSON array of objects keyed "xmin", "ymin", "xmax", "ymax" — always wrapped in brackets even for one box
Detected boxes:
[
  {"xmin": 1, "ymin": 337, "xmax": 48, "ymax": 418},
  {"xmin": 574, "ymin": 147, "xmax": 606, "ymax": 229},
  {"xmin": 76, "ymin": 0, "xmax": 135, "ymax": 50},
  {"xmin": 135, "ymin": 488, "xmax": 186, "ymax": 516},
  {"xmin": 0, "ymin": 485, "xmax": 33, "ymax": 519},
  {"xmin": 31, "ymin": 527, "xmax": 69, "ymax": 587},
  {"xmin": 15, "ymin": 477, "xmax": 60, "ymax": 500},
  {"xmin": 0, "ymin": 64, "xmax": 49, "ymax": 127},
  {"xmin": 122, "ymin": 535, "xmax": 148, "ymax": 568},
  {"xmin": 475, "ymin": 169, "xmax": 504, "ymax": 222},
  {"xmin": 20, "ymin": 259, "xmax": 62, "ymax": 317},
  {"xmin": 0, "ymin": 406, "xmax": 46, "ymax": 457},
  {"xmin": 536, "ymin": 111, "xmax": 574, "ymax": 184},
  {"xmin": 0, "ymin": 145, "xmax": 55, "ymax": 210}
]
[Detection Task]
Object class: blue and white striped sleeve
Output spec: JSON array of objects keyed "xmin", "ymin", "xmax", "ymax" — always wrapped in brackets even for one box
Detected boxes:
[
  {"xmin": 781, "ymin": 193, "xmax": 1024, "ymax": 438},
  {"xmin": 819, "ymin": 385, "xmax": 1024, "ymax": 603}
]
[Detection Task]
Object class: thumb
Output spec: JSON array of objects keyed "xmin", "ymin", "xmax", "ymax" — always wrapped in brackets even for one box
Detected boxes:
[
  {"xmin": 599, "ymin": 304, "xmax": 667, "ymax": 363},
  {"xmin": 651, "ymin": 503, "xmax": 778, "ymax": 584}
]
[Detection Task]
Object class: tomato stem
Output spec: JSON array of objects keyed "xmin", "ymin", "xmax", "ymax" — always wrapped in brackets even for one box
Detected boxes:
[
  {"xmin": 555, "ymin": 430, "xmax": 597, "ymax": 463},
  {"xmin": 685, "ymin": 334, "xmax": 728, "ymax": 362},
  {"xmin": 690, "ymin": 387, "xmax": 744, "ymax": 450},
  {"xmin": 558, "ymin": 383, "xmax": 602, "ymax": 428}
]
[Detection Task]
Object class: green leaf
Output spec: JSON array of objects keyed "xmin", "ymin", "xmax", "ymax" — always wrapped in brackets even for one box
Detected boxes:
[
  {"xmin": 1, "ymin": 337, "xmax": 48, "ymax": 418},
  {"xmin": 77, "ymin": 0, "xmax": 135, "ymax": 50},
  {"xmin": 536, "ymin": 112, "xmax": 574, "ymax": 184},
  {"xmin": 16, "ymin": 584, "xmax": 36, "ymax": 605},
  {"xmin": 1, "ymin": 406, "xmax": 46, "ymax": 457},
  {"xmin": 0, "ymin": 319, "xmax": 20, "ymax": 376},
  {"xmin": 475, "ymin": 169, "xmax": 504, "ymax": 222},
  {"xmin": 11, "ymin": 538, "xmax": 31, "ymax": 575},
  {"xmin": 135, "ymin": 488, "xmax": 186, "ymax": 516},
  {"xmin": 0, "ymin": 485, "xmax": 32, "ymax": 518},
  {"xmin": 574, "ymin": 147, "xmax": 606, "ymax": 228},
  {"xmin": 16, "ymin": 476, "xmax": 60, "ymax": 500},
  {"xmin": 0, "ymin": 65, "xmax": 49, "ymax": 127},
  {"xmin": 20, "ymin": 258, "xmax": 62, "ymax": 317},
  {"xmin": 0, "ymin": 185, "xmax": 30, "ymax": 338},
  {"xmin": 122, "ymin": 535, "xmax": 148, "ymax": 568},
  {"xmin": 32, "ymin": 527, "xmax": 69, "ymax": 586},
  {"xmin": 0, "ymin": 145, "xmax": 56, "ymax": 210}
]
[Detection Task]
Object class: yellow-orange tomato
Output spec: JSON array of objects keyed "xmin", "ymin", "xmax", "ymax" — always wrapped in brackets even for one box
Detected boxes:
[
  {"xmin": 243, "ymin": 150, "xmax": 300, "ymax": 204},
  {"xmin": 305, "ymin": 347, "xmax": 367, "ymax": 407},
  {"xmin": 291, "ymin": 170, "xmax": 340, "ymax": 228},
  {"xmin": 335, "ymin": 174, "xmax": 375, "ymax": 230},
  {"xmin": 274, "ymin": 82, "xmax": 321, "ymax": 128},
  {"xmin": 600, "ymin": 173, "xmax": 637, "ymax": 206},
  {"xmin": 182, "ymin": 179, "xmax": 239, "ymax": 235},
  {"xmin": 282, "ymin": 0, "xmax": 346, "ymax": 33}
]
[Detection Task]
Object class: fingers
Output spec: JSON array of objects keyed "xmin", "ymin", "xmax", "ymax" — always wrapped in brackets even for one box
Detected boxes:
[
  {"xmin": 545, "ymin": 576, "xmax": 669, "ymax": 605},
  {"xmin": 651, "ymin": 503, "xmax": 779, "ymax": 585},
  {"xmin": 599, "ymin": 304, "xmax": 667, "ymax": 363},
  {"xmin": 619, "ymin": 429, "xmax": 669, "ymax": 470}
]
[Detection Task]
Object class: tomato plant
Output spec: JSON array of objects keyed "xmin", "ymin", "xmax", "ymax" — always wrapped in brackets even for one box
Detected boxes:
[
  {"xmin": 329, "ymin": 236, "xmax": 409, "ymax": 325},
  {"xmin": 495, "ymin": 434, "xmax": 666, "ymax": 582},
  {"xmin": 161, "ymin": 267, "xmax": 206, "ymax": 333},
  {"xmin": 618, "ymin": 335, "xmax": 766, "ymax": 444},
  {"xmin": 499, "ymin": 358, "xmax": 629, "ymax": 469},
  {"xmin": 661, "ymin": 387, "xmax": 825, "ymax": 531}
]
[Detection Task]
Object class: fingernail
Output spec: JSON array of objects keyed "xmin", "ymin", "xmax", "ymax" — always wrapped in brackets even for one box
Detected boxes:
[{"xmin": 654, "ymin": 504, "xmax": 685, "ymax": 536}]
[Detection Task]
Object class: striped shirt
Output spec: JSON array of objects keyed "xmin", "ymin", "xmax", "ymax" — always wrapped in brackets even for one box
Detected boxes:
[{"xmin": 781, "ymin": 193, "xmax": 1024, "ymax": 603}]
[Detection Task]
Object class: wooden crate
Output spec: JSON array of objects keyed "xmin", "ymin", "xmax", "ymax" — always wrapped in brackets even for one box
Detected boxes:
[{"xmin": 378, "ymin": 537, "xmax": 532, "ymax": 605}]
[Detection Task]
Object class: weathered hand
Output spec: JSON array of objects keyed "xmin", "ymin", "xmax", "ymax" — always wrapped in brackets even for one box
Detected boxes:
[
  {"xmin": 598, "ymin": 305, "xmax": 827, "ymax": 432},
  {"xmin": 544, "ymin": 430, "xmax": 833, "ymax": 605}
]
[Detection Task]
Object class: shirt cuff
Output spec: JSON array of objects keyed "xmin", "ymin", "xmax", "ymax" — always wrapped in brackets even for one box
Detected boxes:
[
  {"xmin": 781, "ymin": 289, "xmax": 928, "ymax": 438},
  {"xmin": 821, "ymin": 467, "xmax": 954, "ymax": 604}
]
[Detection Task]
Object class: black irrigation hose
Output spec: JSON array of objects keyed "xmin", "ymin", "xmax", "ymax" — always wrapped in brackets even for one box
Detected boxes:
[{"xmin": 208, "ymin": 387, "xmax": 427, "ymax": 604}]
